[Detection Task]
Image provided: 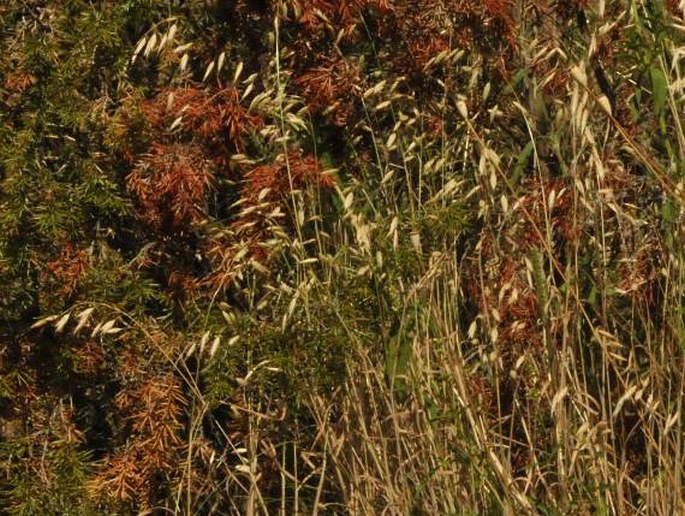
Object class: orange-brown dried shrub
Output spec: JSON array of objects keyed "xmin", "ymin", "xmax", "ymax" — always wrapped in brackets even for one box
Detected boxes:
[
  {"xmin": 203, "ymin": 152, "xmax": 335, "ymax": 293},
  {"xmin": 241, "ymin": 151, "xmax": 335, "ymax": 204},
  {"xmin": 73, "ymin": 340, "xmax": 106, "ymax": 375},
  {"xmin": 42, "ymin": 243, "xmax": 91, "ymax": 298},
  {"xmin": 90, "ymin": 375, "xmax": 186, "ymax": 505},
  {"xmin": 288, "ymin": 0, "xmax": 361, "ymax": 34},
  {"xmin": 177, "ymin": 86, "xmax": 263, "ymax": 154},
  {"xmin": 294, "ymin": 58, "xmax": 361, "ymax": 126},
  {"xmin": 141, "ymin": 86, "xmax": 263, "ymax": 158},
  {"xmin": 667, "ymin": 0, "xmax": 684, "ymax": 19},
  {"xmin": 3, "ymin": 68, "xmax": 36, "ymax": 94},
  {"xmin": 126, "ymin": 142, "xmax": 213, "ymax": 233}
]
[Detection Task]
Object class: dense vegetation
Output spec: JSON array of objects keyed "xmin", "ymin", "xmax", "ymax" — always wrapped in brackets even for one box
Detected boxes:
[{"xmin": 2, "ymin": 0, "xmax": 685, "ymax": 513}]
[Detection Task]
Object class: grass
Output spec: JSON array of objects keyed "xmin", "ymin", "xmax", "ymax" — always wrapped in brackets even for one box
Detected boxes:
[{"xmin": 252, "ymin": 4, "xmax": 685, "ymax": 513}]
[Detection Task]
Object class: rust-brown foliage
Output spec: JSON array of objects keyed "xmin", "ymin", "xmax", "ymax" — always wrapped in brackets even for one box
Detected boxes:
[
  {"xmin": 126, "ymin": 142, "xmax": 213, "ymax": 233},
  {"xmin": 203, "ymin": 151, "xmax": 335, "ymax": 293},
  {"xmin": 90, "ymin": 375, "xmax": 186, "ymax": 505},
  {"xmin": 42, "ymin": 243, "xmax": 91, "ymax": 299}
]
